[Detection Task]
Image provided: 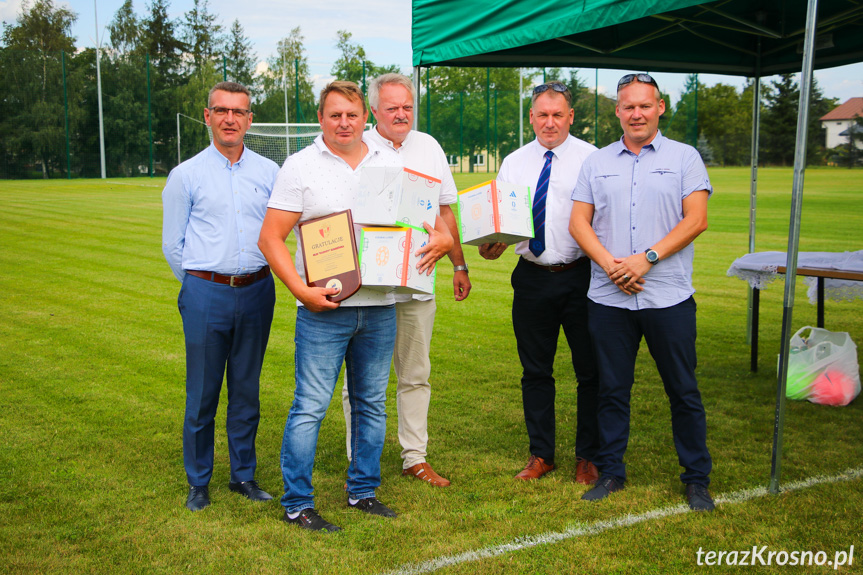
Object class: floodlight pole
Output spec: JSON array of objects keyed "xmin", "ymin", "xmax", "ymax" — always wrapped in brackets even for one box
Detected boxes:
[
  {"xmin": 94, "ymin": 0, "xmax": 106, "ymax": 179},
  {"xmin": 769, "ymin": 0, "xmax": 819, "ymax": 496}
]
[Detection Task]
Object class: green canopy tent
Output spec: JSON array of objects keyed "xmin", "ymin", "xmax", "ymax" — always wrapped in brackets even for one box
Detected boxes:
[{"xmin": 411, "ymin": 0, "xmax": 863, "ymax": 493}]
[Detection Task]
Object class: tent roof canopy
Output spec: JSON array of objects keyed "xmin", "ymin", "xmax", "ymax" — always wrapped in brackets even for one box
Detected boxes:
[{"xmin": 412, "ymin": 0, "xmax": 863, "ymax": 76}]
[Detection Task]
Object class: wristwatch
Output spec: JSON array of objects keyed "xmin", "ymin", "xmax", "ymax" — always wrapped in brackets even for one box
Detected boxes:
[
  {"xmin": 645, "ymin": 248, "xmax": 659, "ymax": 265},
  {"xmin": 453, "ymin": 264, "xmax": 469, "ymax": 273}
]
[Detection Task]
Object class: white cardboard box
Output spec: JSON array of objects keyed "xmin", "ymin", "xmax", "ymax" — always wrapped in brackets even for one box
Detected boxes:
[
  {"xmin": 457, "ymin": 180, "xmax": 534, "ymax": 246},
  {"xmin": 353, "ymin": 166, "xmax": 441, "ymax": 230},
  {"xmin": 358, "ymin": 227, "xmax": 436, "ymax": 295}
]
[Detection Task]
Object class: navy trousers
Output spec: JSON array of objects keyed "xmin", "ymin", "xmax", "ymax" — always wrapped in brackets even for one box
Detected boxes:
[
  {"xmin": 511, "ymin": 257, "xmax": 600, "ymax": 464},
  {"xmin": 178, "ymin": 272, "xmax": 275, "ymax": 486},
  {"xmin": 587, "ymin": 297, "xmax": 711, "ymax": 486}
]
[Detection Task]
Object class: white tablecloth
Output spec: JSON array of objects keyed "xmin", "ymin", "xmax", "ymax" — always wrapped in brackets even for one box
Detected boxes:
[{"xmin": 727, "ymin": 250, "xmax": 863, "ymax": 303}]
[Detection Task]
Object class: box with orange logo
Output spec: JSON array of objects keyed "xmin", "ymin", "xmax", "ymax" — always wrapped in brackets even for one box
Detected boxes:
[
  {"xmin": 457, "ymin": 180, "xmax": 534, "ymax": 246},
  {"xmin": 358, "ymin": 227, "xmax": 436, "ymax": 295},
  {"xmin": 354, "ymin": 166, "xmax": 441, "ymax": 230}
]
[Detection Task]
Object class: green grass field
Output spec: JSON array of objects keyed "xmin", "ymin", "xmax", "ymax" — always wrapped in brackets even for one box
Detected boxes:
[{"xmin": 1, "ymin": 167, "xmax": 862, "ymax": 574}]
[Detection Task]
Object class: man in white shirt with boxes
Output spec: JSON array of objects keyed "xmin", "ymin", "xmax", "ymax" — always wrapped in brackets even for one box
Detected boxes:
[
  {"xmin": 342, "ymin": 73, "xmax": 469, "ymax": 487},
  {"xmin": 479, "ymin": 81, "xmax": 601, "ymax": 485}
]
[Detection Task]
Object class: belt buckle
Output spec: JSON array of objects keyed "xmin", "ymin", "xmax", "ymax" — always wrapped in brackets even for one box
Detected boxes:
[{"xmin": 229, "ymin": 275, "xmax": 240, "ymax": 287}]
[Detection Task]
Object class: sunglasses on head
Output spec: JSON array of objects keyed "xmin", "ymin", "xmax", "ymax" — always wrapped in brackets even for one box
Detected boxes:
[
  {"xmin": 533, "ymin": 82, "xmax": 569, "ymax": 95},
  {"xmin": 617, "ymin": 73, "xmax": 658, "ymax": 90}
]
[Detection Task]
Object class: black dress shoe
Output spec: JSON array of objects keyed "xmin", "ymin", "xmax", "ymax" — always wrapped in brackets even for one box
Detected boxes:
[
  {"xmin": 581, "ymin": 475, "xmax": 624, "ymax": 502},
  {"xmin": 229, "ymin": 480, "xmax": 273, "ymax": 502},
  {"xmin": 685, "ymin": 483, "xmax": 715, "ymax": 511},
  {"xmin": 186, "ymin": 485, "xmax": 210, "ymax": 511}
]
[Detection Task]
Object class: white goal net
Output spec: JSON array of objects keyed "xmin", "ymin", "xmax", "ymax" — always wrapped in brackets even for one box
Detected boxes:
[
  {"xmin": 239, "ymin": 123, "xmax": 323, "ymax": 166},
  {"xmin": 177, "ymin": 116, "xmax": 374, "ymax": 167}
]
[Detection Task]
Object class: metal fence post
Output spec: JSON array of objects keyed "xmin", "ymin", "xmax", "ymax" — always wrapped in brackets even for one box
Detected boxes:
[
  {"xmin": 147, "ymin": 54, "xmax": 153, "ymax": 177},
  {"xmin": 62, "ymin": 51, "xmax": 71, "ymax": 179}
]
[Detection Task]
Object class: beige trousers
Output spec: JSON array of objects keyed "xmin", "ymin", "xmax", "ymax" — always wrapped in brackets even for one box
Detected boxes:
[{"xmin": 342, "ymin": 298, "xmax": 436, "ymax": 468}]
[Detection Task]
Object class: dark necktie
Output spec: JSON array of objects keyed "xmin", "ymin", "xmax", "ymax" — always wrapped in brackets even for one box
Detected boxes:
[{"xmin": 529, "ymin": 150, "xmax": 554, "ymax": 257}]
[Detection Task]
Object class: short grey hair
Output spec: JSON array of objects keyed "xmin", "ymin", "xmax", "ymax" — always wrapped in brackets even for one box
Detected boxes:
[
  {"xmin": 368, "ymin": 73, "xmax": 416, "ymax": 110},
  {"xmin": 208, "ymin": 81, "xmax": 251, "ymax": 107}
]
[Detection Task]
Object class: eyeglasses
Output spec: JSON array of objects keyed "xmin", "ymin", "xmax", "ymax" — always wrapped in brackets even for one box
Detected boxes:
[
  {"xmin": 208, "ymin": 106, "xmax": 251, "ymax": 118},
  {"xmin": 617, "ymin": 73, "xmax": 658, "ymax": 90},
  {"xmin": 533, "ymin": 82, "xmax": 569, "ymax": 96}
]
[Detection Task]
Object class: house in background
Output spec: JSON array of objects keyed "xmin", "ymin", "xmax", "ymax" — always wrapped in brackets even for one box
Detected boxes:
[{"xmin": 820, "ymin": 97, "xmax": 863, "ymax": 149}]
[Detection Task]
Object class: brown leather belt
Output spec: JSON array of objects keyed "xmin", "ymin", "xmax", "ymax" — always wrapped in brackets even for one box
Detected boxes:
[
  {"xmin": 186, "ymin": 266, "xmax": 271, "ymax": 287},
  {"xmin": 522, "ymin": 256, "xmax": 589, "ymax": 273}
]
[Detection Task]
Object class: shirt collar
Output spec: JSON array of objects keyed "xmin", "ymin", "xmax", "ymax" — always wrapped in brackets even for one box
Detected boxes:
[
  {"xmin": 313, "ymin": 132, "xmax": 380, "ymax": 162},
  {"xmin": 370, "ymin": 125, "xmax": 412, "ymax": 151},
  {"xmin": 613, "ymin": 130, "xmax": 664, "ymax": 156},
  {"xmin": 533, "ymin": 133, "xmax": 571, "ymax": 159},
  {"xmin": 207, "ymin": 143, "xmax": 246, "ymax": 168}
]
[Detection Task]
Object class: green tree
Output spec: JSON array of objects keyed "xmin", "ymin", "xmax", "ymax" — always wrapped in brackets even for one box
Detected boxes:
[
  {"xmin": 421, "ymin": 66, "xmax": 536, "ymax": 172},
  {"xmin": 106, "ymin": 0, "xmax": 138, "ymax": 55},
  {"xmin": 140, "ymin": 0, "xmax": 188, "ymax": 172},
  {"xmin": 761, "ymin": 74, "xmax": 835, "ymax": 166},
  {"xmin": 140, "ymin": 0, "xmax": 185, "ymax": 80},
  {"xmin": 257, "ymin": 27, "xmax": 315, "ymax": 123},
  {"xmin": 697, "ymin": 82, "xmax": 753, "ymax": 166},
  {"xmin": 225, "ymin": 19, "xmax": 257, "ymax": 91},
  {"xmin": 330, "ymin": 30, "xmax": 401, "ymax": 92},
  {"xmin": 0, "ymin": 0, "xmax": 76, "ymax": 178},
  {"xmin": 182, "ymin": 0, "xmax": 223, "ymax": 75}
]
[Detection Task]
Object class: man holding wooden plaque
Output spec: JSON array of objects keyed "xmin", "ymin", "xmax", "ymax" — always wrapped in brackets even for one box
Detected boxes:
[{"xmin": 259, "ymin": 81, "xmax": 447, "ymax": 533}]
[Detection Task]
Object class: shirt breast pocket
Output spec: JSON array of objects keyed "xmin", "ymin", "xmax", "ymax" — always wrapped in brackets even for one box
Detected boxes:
[
  {"xmin": 647, "ymin": 168, "xmax": 681, "ymax": 194},
  {"xmin": 590, "ymin": 173, "xmax": 621, "ymax": 208}
]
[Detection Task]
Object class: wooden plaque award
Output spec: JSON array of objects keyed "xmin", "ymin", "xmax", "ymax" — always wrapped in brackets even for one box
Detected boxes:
[{"xmin": 298, "ymin": 210, "xmax": 361, "ymax": 302}]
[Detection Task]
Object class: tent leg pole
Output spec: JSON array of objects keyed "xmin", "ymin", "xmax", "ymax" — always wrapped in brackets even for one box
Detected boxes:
[
  {"xmin": 746, "ymin": 68, "xmax": 761, "ymax": 347},
  {"xmin": 413, "ymin": 66, "xmax": 421, "ymax": 131},
  {"xmin": 769, "ymin": 0, "xmax": 819, "ymax": 496}
]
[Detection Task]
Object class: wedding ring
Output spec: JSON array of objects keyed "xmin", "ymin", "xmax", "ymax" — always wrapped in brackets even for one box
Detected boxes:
[{"xmin": 623, "ymin": 275, "xmax": 631, "ymax": 282}]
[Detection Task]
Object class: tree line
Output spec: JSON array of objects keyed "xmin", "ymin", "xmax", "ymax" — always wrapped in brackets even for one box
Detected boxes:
[{"xmin": 0, "ymin": 0, "xmax": 844, "ymax": 179}]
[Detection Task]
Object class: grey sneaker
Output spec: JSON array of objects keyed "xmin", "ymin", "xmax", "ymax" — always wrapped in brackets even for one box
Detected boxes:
[
  {"xmin": 347, "ymin": 497, "xmax": 397, "ymax": 518},
  {"xmin": 685, "ymin": 483, "xmax": 715, "ymax": 512},
  {"xmin": 282, "ymin": 508, "xmax": 342, "ymax": 532}
]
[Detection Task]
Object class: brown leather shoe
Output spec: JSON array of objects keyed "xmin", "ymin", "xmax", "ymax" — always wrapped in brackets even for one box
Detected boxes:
[
  {"xmin": 402, "ymin": 462, "xmax": 451, "ymax": 487},
  {"xmin": 575, "ymin": 457, "xmax": 599, "ymax": 485},
  {"xmin": 514, "ymin": 455, "xmax": 555, "ymax": 480}
]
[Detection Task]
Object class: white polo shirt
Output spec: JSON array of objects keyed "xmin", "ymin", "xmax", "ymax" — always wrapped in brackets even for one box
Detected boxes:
[{"xmin": 268, "ymin": 134, "xmax": 401, "ymax": 307}]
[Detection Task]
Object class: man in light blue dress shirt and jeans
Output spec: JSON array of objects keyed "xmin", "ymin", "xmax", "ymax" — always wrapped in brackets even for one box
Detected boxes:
[
  {"xmin": 162, "ymin": 81, "xmax": 280, "ymax": 512},
  {"xmin": 570, "ymin": 73, "xmax": 715, "ymax": 511}
]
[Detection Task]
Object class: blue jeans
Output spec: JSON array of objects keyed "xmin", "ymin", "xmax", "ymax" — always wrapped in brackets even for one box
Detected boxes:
[
  {"xmin": 588, "ymin": 297, "xmax": 711, "ymax": 486},
  {"xmin": 280, "ymin": 304, "xmax": 396, "ymax": 513},
  {"xmin": 178, "ymin": 273, "xmax": 275, "ymax": 486}
]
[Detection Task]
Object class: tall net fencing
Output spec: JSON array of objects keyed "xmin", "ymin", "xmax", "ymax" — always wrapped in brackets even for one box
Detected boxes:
[
  {"xmin": 0, "ymin": 47, "xmax": 704, "ymax": 180},
  {"xmin": 0, "ymin": 49, "xmax": 321, "ymax": 179}
]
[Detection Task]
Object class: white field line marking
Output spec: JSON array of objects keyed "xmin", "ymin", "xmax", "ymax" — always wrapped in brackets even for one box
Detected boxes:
[
  {"xmin": 103, "ymin": 180, "xmax": 163, "ymax": 188},
  {"xmin": 384, "ymin": 467, "xmax": 863, "ymax": 575}
]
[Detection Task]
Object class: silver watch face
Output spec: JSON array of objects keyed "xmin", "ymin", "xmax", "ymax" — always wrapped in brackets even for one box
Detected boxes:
[{"xmin": 646, "ymin": 249, "xmax": 659, "ymax": 264}]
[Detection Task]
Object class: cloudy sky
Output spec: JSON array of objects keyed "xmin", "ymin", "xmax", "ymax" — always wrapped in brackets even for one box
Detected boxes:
[{"xmin": 3, "ymin": 0, "xmax": 862, "ymax": 104}]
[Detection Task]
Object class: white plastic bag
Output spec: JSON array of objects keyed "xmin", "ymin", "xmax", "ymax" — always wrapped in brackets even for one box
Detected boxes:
[{"xmin": 783, "ymin": 326, "xmax": 861, "ymax": 406}]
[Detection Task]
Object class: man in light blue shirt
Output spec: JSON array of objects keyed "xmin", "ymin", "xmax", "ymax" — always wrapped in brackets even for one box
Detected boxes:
[
  {"xmin": 570, "ymin": 73, "xmax": 715, "ymax": 511},
  {"xmin": 162, "ymin": 81, "xmax": 280, "ymax": 512}
]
